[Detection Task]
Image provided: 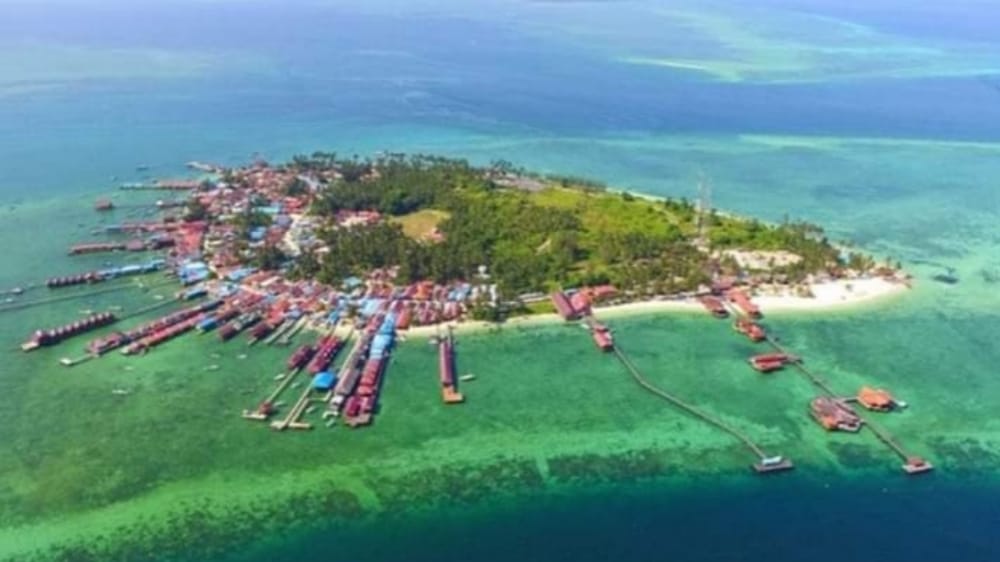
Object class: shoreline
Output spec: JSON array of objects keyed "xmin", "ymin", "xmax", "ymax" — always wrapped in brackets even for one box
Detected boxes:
[{"xmin": 399, "ymin": 277, "xmax": 910, "ymax": 339}]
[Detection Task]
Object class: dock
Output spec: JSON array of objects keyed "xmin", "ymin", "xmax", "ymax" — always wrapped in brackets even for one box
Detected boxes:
[
  {"xmin": 725, "ymin": 297, "xmax": 932, "ymax": 475},
  {"xmin": 277, "ymin": 315, "xmax": 309, "ymax": 346},
  {"xmin": 582, "ymin": 309, "xmax": 791, "ymax": 474},
  {"xmin": 329, "ymin": 329, "xmax": 368, "ymax": 409},
  {"xmin": 438, "ymin": 327, "xmax": 465, "ymax": 404},
  {"xmin": 242, "ymin": 366, "xmax": 303, "ymax": 421},
  {"xmin": 270, "ymin": 384, "xmax": 315, "ymax": 431},
  {"xmin": 264, "ymin": 316, "xmax": 297, "ymax": 345},
  {"xmin": 0, "ymin": 278, "xmax": 173, "ymax": 315},
  {"xmin": 119, "ymin": 180, "xmax": 201, "ymax": 191}
]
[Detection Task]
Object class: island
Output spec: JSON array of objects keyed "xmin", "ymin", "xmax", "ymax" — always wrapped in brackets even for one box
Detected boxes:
[
  {"xmin": 17, "ymin": 152, "xmax": 929, "ymax": 476},
  {"xmin": 192, "ymin": 152, "xmax": 906, "ymax": 317}
]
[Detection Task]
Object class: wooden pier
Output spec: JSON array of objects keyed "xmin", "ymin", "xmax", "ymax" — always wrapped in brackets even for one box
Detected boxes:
[
  {"xmin": 263, "ymin": 317, "xmax": 297, "ymax": 345},
  {"xmin": 276, "ymin": 316, "xmax": 309, "ymax": 346},
  {"xmin": 0, "ymin": 278, "xmax": 171, "ymax": 315},
  {"xmin": 438, "ymin": 327, "xmax": 465, "ymax": 404},
  {"xmin": 270, "ymin": 384, "xmax": 315, "ymax": 431},
  {"xmin": 725, "ymin": 299, "xmax": 932, "ymax": 474},
  {"xmin": 242, "ymin": 366, "xmax": 303, "ymax": 421},
  {"xmin": 609, "ymin": 340, "xmax": 792, "ymax": 474},
  {"xmin": 328, "ymin": 330, "xmax": 368, "ymax": 411}
]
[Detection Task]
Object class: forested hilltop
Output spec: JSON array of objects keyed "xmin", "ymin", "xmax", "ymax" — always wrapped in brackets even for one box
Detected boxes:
[{"xmin": 222, "ymin": 153, "xmax": 881, "ymax": 297}]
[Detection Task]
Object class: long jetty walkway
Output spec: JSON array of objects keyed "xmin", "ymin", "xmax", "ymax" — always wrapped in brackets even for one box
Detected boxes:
[
  {"xmin": 765, "ymin": 335, "xmax": 838, "ymax": 396},
  {"xmin": 592, "ymin": 314, "xmax": 791, "ymax": 473},
  {"xmin": 0, "ymin": 278, "xmax": 173, "ymax": 315},
  {"xmin": 724, "ymin": 300, "xmax": 931, "ymax": 474}
]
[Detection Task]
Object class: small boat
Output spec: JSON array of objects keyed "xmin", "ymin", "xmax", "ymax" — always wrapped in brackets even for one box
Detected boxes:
[
  {"xmin": 111, "ymin": 388, "xmax": 131, "ymax": 396},
  {"xmin": 753, "ymin": 456, "xmax": 794, "ymax": 474},
  {"xmin": 459, "ymin": 373, "xmax": 476, "ymax": 382}
]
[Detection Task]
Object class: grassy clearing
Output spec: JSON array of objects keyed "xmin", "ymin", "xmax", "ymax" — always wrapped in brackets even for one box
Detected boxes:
[
  {"xmin": 390, "ymin": 209, "xmax": 451, "ymax": 240},
  {"xmin": 530, "ymin": 187, "xmax": 694, "ymax": 240}
]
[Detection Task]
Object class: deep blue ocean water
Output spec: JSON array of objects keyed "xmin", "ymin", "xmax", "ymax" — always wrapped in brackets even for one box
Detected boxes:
[{"xmin": 2, "ymin": 1, "xmax": 1000, "ymax": 561}]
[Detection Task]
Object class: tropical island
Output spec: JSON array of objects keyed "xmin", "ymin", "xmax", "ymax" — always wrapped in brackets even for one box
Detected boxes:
[
  {"xmin": 2, "ymin": 151, "xmax": 936, "ymax": 562},
  {"xmin": 193, "ymin": 152, "xmax": 906, "ymax": 323},
  {"xmin": 20, "ymin": 152, "xmax": 919, "ymax": 458}
]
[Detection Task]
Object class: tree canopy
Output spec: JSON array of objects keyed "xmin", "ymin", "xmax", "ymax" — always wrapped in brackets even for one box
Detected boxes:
[{"xmin": 281, "ymin": 154, "xmax": 853, "ymax": 294}]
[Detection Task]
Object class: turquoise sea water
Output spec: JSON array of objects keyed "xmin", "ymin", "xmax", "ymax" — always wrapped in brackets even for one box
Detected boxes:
[{"xmin": 2, "ymin": 1, "xmax": 1000, "ymax": 560}]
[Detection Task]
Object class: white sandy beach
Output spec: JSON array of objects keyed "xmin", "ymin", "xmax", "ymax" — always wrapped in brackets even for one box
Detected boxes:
[
  {"xmin": 752, "ymin": 277, "xmax": 908, "ymax": 312},
  {"xmin": 399, "ymin": 277, "xmax": 909, "ymax": 338}
]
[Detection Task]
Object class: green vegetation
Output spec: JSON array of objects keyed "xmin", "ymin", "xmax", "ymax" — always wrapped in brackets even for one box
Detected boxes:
[
  {"xmin": 252, "ymin": 244, "xmax": 288, "ymax": 271},
  {"xmin": 308, "ymin": 154, "xmax": 484, "ymax": 216},
  {"xmin": 285, "ymin": 154, "xmax": 854, "ymax": 295},
  {"xmin": 523, "ymin": 300, "xmax": 556, "ymax": 315},
  {"xmin": 184, "ymin": 198, "xmax": 209, "ymax": 222},
  {"xmin": 232, "ymin": 208, "xmax": 272, "ymax": 238},
  {"xmin": 389, "ymin": 209, "xmax": 451, "ymax": 240},
  {"xmin": 284, "ymin": 177, "xmax": 310, "ymax": 197}
]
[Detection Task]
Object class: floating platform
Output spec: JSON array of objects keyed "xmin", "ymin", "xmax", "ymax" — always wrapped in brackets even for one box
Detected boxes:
[
  {"xmin": 903, "ymin": 457, "xmax": 933, "ymax": 475},
  {"xmin": 903, "ymin": 459, "xmax": 934, "ymax": 474},
  {"xmin": 753, "ymin": 457, "xmax": 794, "ymax": 474},
  {"xmin": 442, "ymin": 385, "xmax": 465, "ymax": 404}
]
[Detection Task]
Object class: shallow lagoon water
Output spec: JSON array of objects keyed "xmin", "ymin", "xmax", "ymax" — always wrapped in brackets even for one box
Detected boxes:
[
  {"xmin": 2, "ymin": 197, "xmax": 1000, "ymax": 560},
  {"xmin": 3, "ymin": 1, "xmax": 1000, "ymax": 560}
]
